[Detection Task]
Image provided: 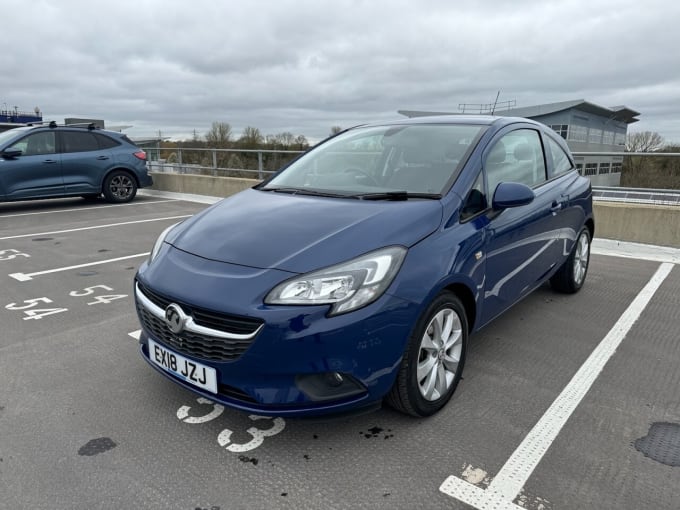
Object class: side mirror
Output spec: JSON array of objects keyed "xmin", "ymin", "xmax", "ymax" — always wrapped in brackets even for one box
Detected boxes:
[
  {"xmin": 1, "ymin": 148, "xmax": 22, "ymax": 160},
  {"xmin": 492, "ymin": 182, "xmax": 535, "ymax": 210}
]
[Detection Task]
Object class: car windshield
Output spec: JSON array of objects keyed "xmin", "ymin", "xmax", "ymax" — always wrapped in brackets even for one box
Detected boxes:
[
  {"xmin": 0, "ymin": 128, "xmax": 25, "ymax": 147},
  {"xmin": 262, "ymin": 123, "xmax": 486, "ymax": 197}
]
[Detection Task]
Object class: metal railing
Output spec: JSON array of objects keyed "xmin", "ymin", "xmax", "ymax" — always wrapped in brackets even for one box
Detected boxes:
[
  {"xmin": 145, "ymin": 147, "xmax": 680, "ymax": 205},
  {"xmin": 592, "ymin": 186, "xmax": 680, "ymax": 206},
  {"xmin": 145, "ymin": 147, "xmax": 304, "ymax": 179}
]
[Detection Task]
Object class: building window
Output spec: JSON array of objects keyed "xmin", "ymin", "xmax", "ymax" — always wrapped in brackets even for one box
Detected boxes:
[
  {"xmin": 549, "ymin": 124, "xmax": 568, "ymax": 139},
  {"xmin": 576, "ymin": 163, "xmax": 583, "ymax": 175},
  {"xmin": 602, "ymin": 131, "xmax": 615, "ymax": 145},
  {"xmin": 611, "ymin": 162, "xmax": 622, "ymax": 173},
  {"xmin": 588, "ymin": 128, "xmax": 602, "ymax": 144},
  {"xmin": 568, "ymin": 125, "xmax": 588, "ymax": 142},
  {"xmin": 584, "ymin": 163, "xmax": 598, "ymax": 176},
  {"xmin": 599, "ymin": 163, "xmax": 611, "ymax": 174},
  {"xmin": 614, "ymin": 132, "xmax": 626, "ymax": 145}
]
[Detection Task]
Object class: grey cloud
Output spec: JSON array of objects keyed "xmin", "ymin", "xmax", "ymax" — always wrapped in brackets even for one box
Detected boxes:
[{"xmin": 2, "ymin": 0, "xmax": 680, "ymax": 142}]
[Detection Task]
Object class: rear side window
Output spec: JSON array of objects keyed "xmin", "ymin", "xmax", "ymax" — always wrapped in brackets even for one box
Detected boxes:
[
  {"xmin": 545, "ymin": 136, "xmax": 574, "ymax": 177},
  {"xmin": 94, "ymin": 133, "xmax": 120, "ymax": 149},
  {"xmin": 120, "ymin": 134, "xmax": 138, "ymax": 147},
  {"xmin": 61, "ymin": 132, "xmax": 100, "ymax": 153}
]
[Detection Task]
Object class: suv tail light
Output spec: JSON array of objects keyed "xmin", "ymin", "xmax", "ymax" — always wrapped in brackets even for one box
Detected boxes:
[{"xmin": 133, "ymin": 151, "xmax": 147, "ymax": 161}]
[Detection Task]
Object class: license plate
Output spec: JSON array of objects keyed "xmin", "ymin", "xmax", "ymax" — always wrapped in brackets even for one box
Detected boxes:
[{"xmin": 148, "ymin": 339, "xmax": 218, "ymax": 394}]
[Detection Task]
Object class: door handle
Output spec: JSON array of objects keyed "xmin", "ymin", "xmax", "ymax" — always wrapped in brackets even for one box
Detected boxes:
[
  {"xmin": 96, "ymin": 156, "xmax": 109, "ymax": 160},
  {"xmin": 43, "ymin": 159, "xmax": 57, "ymax": 164},
  {"xmin": 550, "ymin": 201, "xmax": 562, "ymax": 213}
]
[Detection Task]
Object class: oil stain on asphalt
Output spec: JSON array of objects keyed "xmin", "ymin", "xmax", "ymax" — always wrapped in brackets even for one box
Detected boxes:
[{"xmin": 78, "ymin": 437, "xmax": 117, "ymax": 456}]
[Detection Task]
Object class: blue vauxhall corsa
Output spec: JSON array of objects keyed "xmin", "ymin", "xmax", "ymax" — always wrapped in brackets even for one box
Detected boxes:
[{"xmin": 134, "ymin": 116, "xmax": 594, "ymax": 417}]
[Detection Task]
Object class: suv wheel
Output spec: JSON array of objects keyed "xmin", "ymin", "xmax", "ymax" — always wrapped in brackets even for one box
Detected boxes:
[{"xmin": 103, "ymin": 170, "xmax": 137, "ymax": 203}]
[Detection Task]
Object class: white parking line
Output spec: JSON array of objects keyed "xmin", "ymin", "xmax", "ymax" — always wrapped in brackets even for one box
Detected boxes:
[
  {"xmin": 0, "ymin": 215, "xmax": 191, "ymax": 240},
  {"xmin": 9, "ymin": 253, "xmax": 150, "ymax": 281},
  {"xmin": 440, "ymin": 262, "xmax": 674, "ymax": 509},
  {"xmin": 0, "ymin": 199, "xmax": 178, "ymax": 219}
]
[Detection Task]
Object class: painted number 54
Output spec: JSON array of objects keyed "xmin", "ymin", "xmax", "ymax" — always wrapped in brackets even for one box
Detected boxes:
[{"xmin": 5, "ymin": 297, "xmax": 67, "ymax": 320}]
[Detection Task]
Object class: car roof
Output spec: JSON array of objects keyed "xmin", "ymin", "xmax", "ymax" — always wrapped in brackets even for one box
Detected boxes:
[{"xmin": 355, "ymin": 114, "xmax": 545, "ymax": 130}]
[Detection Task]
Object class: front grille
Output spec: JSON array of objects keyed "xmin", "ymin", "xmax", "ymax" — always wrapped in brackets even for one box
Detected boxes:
[
  {"xmin": 135, "ymin": 282, "xmax": 263, "ymax": 362},
  {"xmin": 137, "ymin": 281, "xmax": 262, "ymax": 336}
]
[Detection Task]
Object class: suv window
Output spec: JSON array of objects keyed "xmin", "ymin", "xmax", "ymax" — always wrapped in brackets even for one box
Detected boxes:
[
  {"xmin": 486, "ymin": 129, "xmax": 546, "ymax": 192},
  {"xmin": 545, "ymin": 136, "xmax": 574, "ymax": 177},
  {"xmin": 61, "ymin": 131, "xmax": 100, "ymax": 153},
  {"xmin": 11, "ymin": 131, "xmax": 56, "ymax": 156},
  {"xmin": 94, "ymin": 133, "xmax": 120, "ymax": 149}
]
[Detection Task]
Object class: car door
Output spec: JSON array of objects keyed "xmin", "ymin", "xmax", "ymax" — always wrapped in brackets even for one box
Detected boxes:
[
  {"xmin": 542, "ymin": 133, "xmax": 588, "ymax": 262},
  {"xmin": 0, "ymin": 131, "xmax": 63, "ymax": 199},
  {"xmin": 480, "ymin": 126, "xmax": 564, "ymax": 325},
  {"xmin": 58, "ymin": 130, "xmax": 114, "ymax": 194}
]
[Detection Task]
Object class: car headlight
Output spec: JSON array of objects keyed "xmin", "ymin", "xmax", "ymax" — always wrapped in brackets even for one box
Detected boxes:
[
  {"xmin": 149, "ymin": 223, "xmax": 179, "ymax": 264},
  {"xmin": 265, "ymin": 246, "xmax": 407, "ymax": 315}
]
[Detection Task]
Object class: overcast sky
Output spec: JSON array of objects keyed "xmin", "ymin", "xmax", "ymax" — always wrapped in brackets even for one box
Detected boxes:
[{"xmin": 3, "ymin": 0, "xmax": 680, "ymax": 143}]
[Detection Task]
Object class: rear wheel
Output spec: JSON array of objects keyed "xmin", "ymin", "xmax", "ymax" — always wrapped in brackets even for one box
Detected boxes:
[
  {"xmin": 386, "ymin": 291, "xmax": 467, "ymax": 417},
  {"xmin": 550, "ymin": 227, "xmax": 590, "ymax": 293},
  {"xmin": 103, "ymin": 170, "xmax": 137, "ymax": 203}
]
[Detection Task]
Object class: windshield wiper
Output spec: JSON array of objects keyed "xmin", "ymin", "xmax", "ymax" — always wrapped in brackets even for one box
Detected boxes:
[
  {"xmin": 260, "ymin": 187, "xmax": 359, "ymax": 199},
  {"xmin": 354, "ymin": 191, "xmax": 441, "ymax": 201}
]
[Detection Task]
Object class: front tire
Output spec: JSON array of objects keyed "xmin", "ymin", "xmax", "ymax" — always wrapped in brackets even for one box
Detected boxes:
[
  {"xmin": 103, "ymin": 170, "xmax": 137, "ymax": 203},
  {"xmin": 550, "ymin": 227, "xmax": 591, "ymax": 293},
  {"xmin": 386, "ymin": 291, "xmax": 468, "ymax": 417}
]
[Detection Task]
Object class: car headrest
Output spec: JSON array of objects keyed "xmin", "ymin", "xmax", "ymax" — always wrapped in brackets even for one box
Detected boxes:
[
  {"xmin": 487, "ymin": 141, "xmax": 506, "ymax": 164},
  {"xmin": 514, "ymin": 143, "xmax": 533, "ymax": 162}
]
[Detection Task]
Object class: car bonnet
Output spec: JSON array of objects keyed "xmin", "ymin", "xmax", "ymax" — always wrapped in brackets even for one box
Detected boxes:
[{"xmin": 168, "ymin": 188, "xmax": 443, "ymax": 274}]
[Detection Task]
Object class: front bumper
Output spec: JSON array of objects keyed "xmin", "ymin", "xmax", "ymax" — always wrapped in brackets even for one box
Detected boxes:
[{"xmin": 134, "ymin": 249, "xmax": 419, "ymax": 417}]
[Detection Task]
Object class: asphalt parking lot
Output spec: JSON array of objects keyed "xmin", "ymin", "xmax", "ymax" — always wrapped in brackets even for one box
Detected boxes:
[{"xmin": 1, "ymin": 192, "xmax": 679, "ymax": 510}]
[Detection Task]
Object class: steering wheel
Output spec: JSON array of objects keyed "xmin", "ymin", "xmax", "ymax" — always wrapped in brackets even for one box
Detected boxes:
[{"xmin": 342, "ymin": 167, "xmax": 380, "ymax": 186}]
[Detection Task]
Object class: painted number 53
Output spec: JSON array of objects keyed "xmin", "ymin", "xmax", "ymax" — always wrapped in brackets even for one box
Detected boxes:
[{"xmin": 177, "ymin": 397, "xmax": 286, "ymax": 453}]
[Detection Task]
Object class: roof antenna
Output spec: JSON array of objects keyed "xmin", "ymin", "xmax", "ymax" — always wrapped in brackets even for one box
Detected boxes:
[{"xmin": 491, "ymin": 90, "xmax": 501, "ymax": 115}]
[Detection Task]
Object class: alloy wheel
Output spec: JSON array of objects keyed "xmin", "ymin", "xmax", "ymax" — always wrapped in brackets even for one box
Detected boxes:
[
  {"xmin": 417, "ymin": 307, "xmax": 463, "ymax": 401},
  {"xmin": 110, "ymin": 174, "xmax": 134, "ymax": 200},
  {"xmin": 572, "ymin": 231, "xmax": 590, "ymax": 286}
]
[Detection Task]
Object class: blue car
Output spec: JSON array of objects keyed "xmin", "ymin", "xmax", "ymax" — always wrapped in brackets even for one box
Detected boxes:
[
  {"xmin": 134, "ymin": 116, "xmax": 593, "ymax": 417},
  {"xmin": 0, "ymin": 122, "xmax": 152, "ymax": 203}
]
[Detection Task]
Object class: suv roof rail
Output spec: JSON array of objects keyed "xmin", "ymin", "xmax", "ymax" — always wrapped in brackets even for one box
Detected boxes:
[{"xmin": 24, "ymin": 121, "xmax": 100, "ymax": 130}]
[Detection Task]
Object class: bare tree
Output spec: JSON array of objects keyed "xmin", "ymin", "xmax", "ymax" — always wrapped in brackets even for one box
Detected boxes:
[
  {"xmin": 294, "ymin": 135, "xmax": 309, "ymax": 150},
  {"xmin": 626, "ymin": 131, "xmax": 664, "ymax": 152},
  {"xmin": 624, "ymin": 131, "xmax": 666, "ymax": 177},
  {"xmin": 205, "ymin": 122, "xmax": 232, "ymax": 148},
  {"xmin": 330, "ymin": 125, "xmax": 342, "ymax": 135},
  {"xmin": 238, "ymin": 126, "xmax": 264, "ymax": 148}
]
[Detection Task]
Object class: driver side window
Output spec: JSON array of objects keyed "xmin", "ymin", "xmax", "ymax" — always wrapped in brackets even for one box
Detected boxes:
[
  {"xmin": 486, "ymin": 129, "xmax": 547, "ymax": 193},
  {"xmin": 12, "ymin": 132, "xmax": 56, "ymax": 156}
]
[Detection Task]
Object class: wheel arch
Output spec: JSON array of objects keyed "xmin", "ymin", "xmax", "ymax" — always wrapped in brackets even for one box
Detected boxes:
[
  {"xmin": 585, "ymin": 217, "xmax": 595, "ymax": 240},
  {"xmin": 443, "ymin": 282, "xmax": 476, "ymax": 334},
  {"xmin": 101, "ymin": 167, "xmax": 139, "ymax": 190}
]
